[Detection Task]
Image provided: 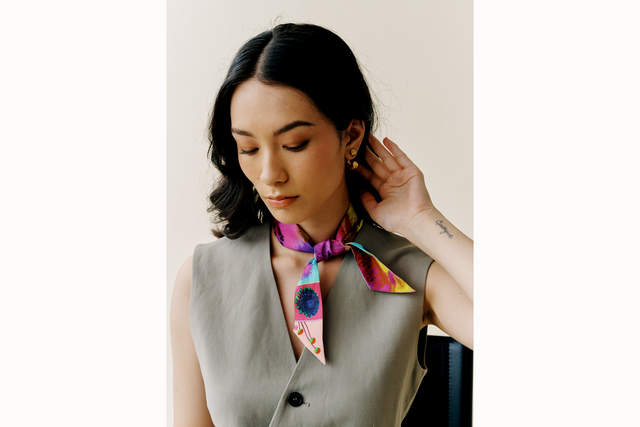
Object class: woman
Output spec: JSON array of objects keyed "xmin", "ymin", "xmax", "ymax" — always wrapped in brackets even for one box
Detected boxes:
[{"xmin": 171, "ymin": 23, "xmax": 473, "ymax": 427}]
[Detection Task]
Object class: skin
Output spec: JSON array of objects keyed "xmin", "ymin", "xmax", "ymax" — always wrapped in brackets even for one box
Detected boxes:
[{"xmin": 170, "ymin": 79, "xmax": 474, "ymax": 427}]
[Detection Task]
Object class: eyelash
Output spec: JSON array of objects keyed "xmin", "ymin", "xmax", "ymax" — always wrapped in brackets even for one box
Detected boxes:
[
  {"xmin": 238, "ymin": 148, "xmax": 258, "ymax": 155},
  {"xmin": 238, "ymin": 140, "xmax": 309, "ymax": 156},
  {"xmin": 285, "ymin": 140, "xmax": 309, "ymax": 152}
]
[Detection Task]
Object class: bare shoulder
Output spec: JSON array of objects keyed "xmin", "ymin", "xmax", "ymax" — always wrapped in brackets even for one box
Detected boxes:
[
  {"xmin": 170, "ymin": 254, "xmax": 215, "ymax": 427},
  {"xmin": 173, "ymin": 255, "xmax": 194, "ymax": 299},
  {"xmin": 422, "ymin": 261, "xmax": 474, "ymax": 350},
  {"xmin": 171, "ymin": 255, "xmax": 194, "ymax": 334}
]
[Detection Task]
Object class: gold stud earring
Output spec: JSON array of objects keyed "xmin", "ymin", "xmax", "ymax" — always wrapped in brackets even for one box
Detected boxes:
[{"xmin": 350, "ymin": 149, "xmax": 357, "ymax": 156}]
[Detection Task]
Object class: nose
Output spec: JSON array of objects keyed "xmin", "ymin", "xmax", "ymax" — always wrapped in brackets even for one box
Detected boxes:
[{"xmin": 259, "ymin": 150, "xmax": 288, "ymax": 186}]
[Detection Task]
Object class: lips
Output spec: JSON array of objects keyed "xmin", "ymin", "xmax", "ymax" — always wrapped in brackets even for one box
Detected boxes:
[{"xmin": 265, "ymin": 195, "xmax": 298, "ymax": 208}]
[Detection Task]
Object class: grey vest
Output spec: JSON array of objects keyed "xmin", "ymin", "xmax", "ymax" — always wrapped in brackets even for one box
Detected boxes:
[{"xmin": 190, "ymin": 221, "xmax": 433, "ymax": 427}]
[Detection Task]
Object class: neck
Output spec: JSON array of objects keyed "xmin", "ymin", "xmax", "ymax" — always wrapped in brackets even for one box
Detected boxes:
[{"xmin": 298, "ymin": 193, "xmax": 350, "ymax": 244}]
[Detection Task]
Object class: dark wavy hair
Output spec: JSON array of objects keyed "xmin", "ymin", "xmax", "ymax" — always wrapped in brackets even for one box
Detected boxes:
[{"xmin": 208, "ymin": 23, "xmax": 379, "ymax": 239}]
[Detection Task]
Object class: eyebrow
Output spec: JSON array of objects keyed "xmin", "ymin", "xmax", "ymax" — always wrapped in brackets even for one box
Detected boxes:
[{"xmin": 231, "ymin": 120, "xmax": 315, "ymax": 137}]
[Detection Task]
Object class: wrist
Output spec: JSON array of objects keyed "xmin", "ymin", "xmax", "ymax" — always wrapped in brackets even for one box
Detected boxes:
[{"xmin": 400, "ymin": 207, "xmax": 441, "ymax": 241}]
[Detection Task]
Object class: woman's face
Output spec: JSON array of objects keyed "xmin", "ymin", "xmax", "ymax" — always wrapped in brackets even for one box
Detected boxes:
[{"xmin": 229, "ymin": 79, "xmax": 355, "ymax": 230}]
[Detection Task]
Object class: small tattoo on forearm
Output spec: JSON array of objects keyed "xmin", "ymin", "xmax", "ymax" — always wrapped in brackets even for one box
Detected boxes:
[{"xmin": 435, "ymin": 220, "xmax": 453, "ymax": 239}]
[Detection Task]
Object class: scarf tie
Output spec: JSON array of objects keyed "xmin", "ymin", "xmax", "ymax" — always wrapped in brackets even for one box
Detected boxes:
[{"xmin": 273, "ymin": 204, "xmax": 414, "ymax": 365}]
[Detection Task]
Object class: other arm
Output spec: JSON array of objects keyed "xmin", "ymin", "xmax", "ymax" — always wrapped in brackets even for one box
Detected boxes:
[
  {"xmin": 409, "ymin": 216, "xmax": 474, "ymax": 349},
  {"xmin": 170, "ymin": 255, "xmax": 216, "ymax": 427},
  {"xmin": 358, "ymin": 134, "xmax": 473, "ymax": 349}
]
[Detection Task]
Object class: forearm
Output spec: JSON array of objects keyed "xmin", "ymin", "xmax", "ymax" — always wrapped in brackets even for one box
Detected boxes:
[{"xmin": 402, "ymin": 209, "xmax": 474, "ymax": 302}]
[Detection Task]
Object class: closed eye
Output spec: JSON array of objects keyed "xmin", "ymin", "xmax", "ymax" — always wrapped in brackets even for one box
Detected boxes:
[
  {"xmin": 284, "ymin": 140, "xmax": 309, "ymax": 152},
  {"xmin": 238, "ymin": 147, "xmax": 258, "ymax": 155}
]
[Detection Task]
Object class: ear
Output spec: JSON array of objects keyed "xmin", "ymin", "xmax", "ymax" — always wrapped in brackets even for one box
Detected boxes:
[{"xmin": 341, "ymin": 119, "xmax": 365, "ymax": 159}]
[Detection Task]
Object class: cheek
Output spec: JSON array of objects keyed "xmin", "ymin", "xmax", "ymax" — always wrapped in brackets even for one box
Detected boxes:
[
  {"xmin": 301, "ymin": 149, "xmax": 344, "ymax": 184},
  {"xmin": 237, "ymin": 158, "xmax": 256, "ymax": 183}
]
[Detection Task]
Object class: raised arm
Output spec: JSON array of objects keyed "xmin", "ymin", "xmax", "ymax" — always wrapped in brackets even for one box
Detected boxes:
[
  {"xmin": 357, "ymin": 134, "xmax": 473, "ymax": 349},
  {"xmin": 170, "ymin": 256, "xmax": 216, "ymax": 427}
]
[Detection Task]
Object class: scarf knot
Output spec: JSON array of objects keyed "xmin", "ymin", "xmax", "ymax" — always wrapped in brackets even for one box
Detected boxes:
[
  {"xmin": 313, "ymin": 239, "xmax": 347, "ymax": 262},
  {"xmin": 273, "ymin": 203, "xmax": 415, "ymax": 365}
]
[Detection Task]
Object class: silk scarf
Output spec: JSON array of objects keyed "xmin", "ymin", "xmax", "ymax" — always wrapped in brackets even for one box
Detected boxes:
[{"xmin": 273, "ymin": 204, "xmax": 414, "ymax": 365}]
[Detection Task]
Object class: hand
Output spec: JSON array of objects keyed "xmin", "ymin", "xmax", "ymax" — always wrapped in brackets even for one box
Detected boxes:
[{"xmin": 356, "ymin": 134, "xmax": 435, "ymax": 235}]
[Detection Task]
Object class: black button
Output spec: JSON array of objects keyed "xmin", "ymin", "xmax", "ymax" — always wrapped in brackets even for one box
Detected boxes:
[{"xmin": 287, "ymin": 391, "xmax": 303, "ymax": 407}]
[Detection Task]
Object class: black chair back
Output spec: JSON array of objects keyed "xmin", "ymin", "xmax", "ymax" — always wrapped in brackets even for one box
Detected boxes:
[{"xmin": 402, "ymin": 332, "xmax": 473, "ymax": 427}]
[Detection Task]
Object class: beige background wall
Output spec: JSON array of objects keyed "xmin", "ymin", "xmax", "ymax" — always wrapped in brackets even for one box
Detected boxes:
[{"xmin": 167, "ymin": 0, "xmax": 472, "ymax": 423}]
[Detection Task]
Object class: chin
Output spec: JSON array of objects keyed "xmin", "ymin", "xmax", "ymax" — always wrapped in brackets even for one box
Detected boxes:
[
  {"xmin": 268, "ymin": 210, "xmax": 303, "ymax": 225},
  {"xmin": 263, "ymin": 202, "xmax": 312, "ymax": 226}
]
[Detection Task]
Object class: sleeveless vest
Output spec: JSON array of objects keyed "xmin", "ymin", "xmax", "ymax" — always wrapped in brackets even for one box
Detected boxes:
[{"xmin": 190, "ymin": 221, "xmax": 433, "ymax": 427}]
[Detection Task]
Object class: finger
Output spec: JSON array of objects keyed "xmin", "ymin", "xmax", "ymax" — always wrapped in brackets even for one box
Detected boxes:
[
  {"xmin": 355, "ymin": 161, "xmax": 386, "ymax": 191},
  {"xmin": 382, "ymin": 137, "xmax": 416, "ymax": 169},
  {"xmin": 369, "ymin": 134, "xmax": 401, "ymax": 171},
  {"xmin": 369, "ymin": 134, "xmax": 401, "ymax": 172},
  {"xmin": 359, "ymin": 190, "xmax": 378, "ymax": 216},
  {"xmin": 354, "ymin": 161, "xmax": 374, "ymax": 180},
  {"xmin": 365, "ymin": 145, "xmax": 393, "ymax": 180}
]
